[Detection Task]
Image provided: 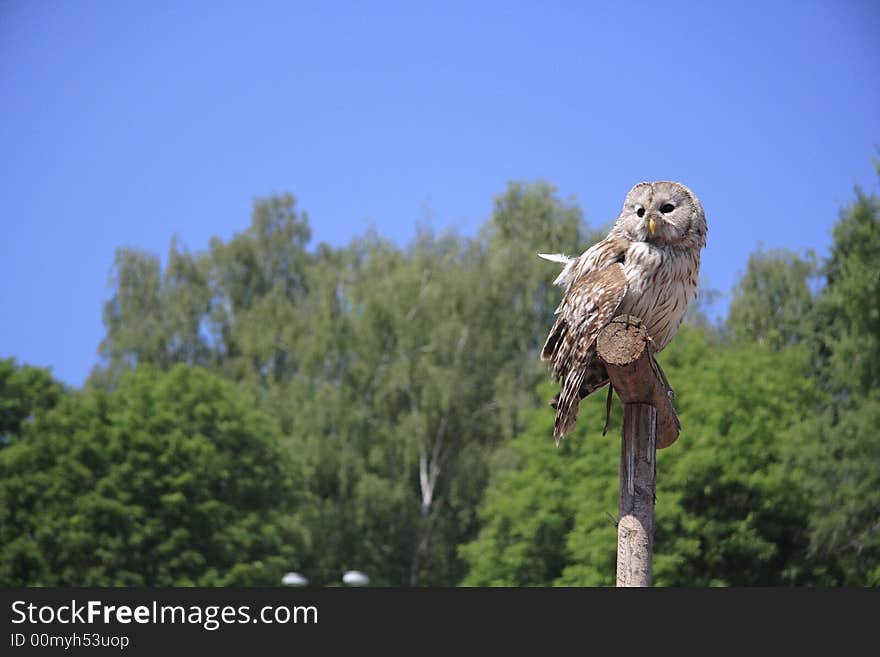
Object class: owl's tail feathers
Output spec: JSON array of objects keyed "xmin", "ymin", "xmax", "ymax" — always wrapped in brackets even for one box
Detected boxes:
[
  {"xmin": 553, "ymin": 365, "xmax": 588, "ymax": 446},
  {"xmin": 541, "ymin": 316, "xmax": 577, "ymax": 380},
  {"xmin": 543, "ymin": 316, "xmax": 591, "ymax": 444},
  {"xmin": 541, "ymin": 320, "xmax": 564, "ymax": 363},
  {"xmin": 549, "ymin": 362, "xmax": 610, "ymax": 445}
]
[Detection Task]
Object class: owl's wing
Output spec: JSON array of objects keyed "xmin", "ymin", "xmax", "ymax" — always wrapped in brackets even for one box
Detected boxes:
[
  {"xmin": 541, "ymin": 237, "xmax": 629, "ymax": 443},
  {"xmin": 541, "ymin": 262, "xmax": 628, "ymax": 377},
  {"xmin": 541, "ymin": 235, "xmax": 629, "ymax": 373}
]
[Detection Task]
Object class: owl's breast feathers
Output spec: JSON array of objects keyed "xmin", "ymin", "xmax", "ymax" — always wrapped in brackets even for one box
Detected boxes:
[{"xmin": 617, "ymin": 241, "xmax": 700, "ymax": 351}]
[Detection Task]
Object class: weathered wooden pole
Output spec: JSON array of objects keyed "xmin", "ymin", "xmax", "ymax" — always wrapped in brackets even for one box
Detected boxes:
[{"xmin": 596, "ymin": 316, "xmax": 680, "ymax": 587}]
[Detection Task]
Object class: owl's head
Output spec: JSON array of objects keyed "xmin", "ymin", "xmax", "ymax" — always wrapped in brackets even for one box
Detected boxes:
[{"xmin": 614, "ymin": 181, "xmax": 707, "ymax": 250}]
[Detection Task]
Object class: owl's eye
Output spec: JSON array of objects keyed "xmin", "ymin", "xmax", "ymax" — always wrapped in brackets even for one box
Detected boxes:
[
  {"xmin": 636, "ymin": 207, "xmax": 645, "ymax": 218},
  {"xmin": 660, "ymin": 203, "xmax": 675, "ymax": 214}
]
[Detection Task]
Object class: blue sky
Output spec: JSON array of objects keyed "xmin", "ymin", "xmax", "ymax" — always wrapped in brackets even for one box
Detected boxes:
[{"xmin": 2, "ymin": 0, "xmax": 878, "ymax": 387}]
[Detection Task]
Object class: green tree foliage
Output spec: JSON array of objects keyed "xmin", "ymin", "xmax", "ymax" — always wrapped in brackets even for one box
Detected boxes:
[
  {"xmin": 812, "ymin": 185, "xmax": 880, "ymax": 394},
  {"xmin": 5, "ymin": 170, "xmax": 878, "ymax": 587},
  {"xmin": 0, "ymin": 365, "xmax": 308, "ymax": 585},
  {"xmin": 785, "ymin": 178, "xmax": 880, "ymax": 584},
  {"xmin": 481, "ymin": 181, "xmax": 600, "ymax": 436},
  {"xmin": 463, "ymin": 172, "xmax": 879, "ymax": 587},
  {"xmin": 203, "ymin": 193, "xmax": 312, "ymax": 386},
  {"xmin": 98, "ymin": 243, "xmax": 213, "ymax": 380},
  {"xmin": 289, "ymin": 184, "xmax": 588, "ymax": 585},
  {"xmin": 461, "ymin": 328, "xmax": 820, "ymax": 586},
  {"xmin": 91, "ymin": 182, "xmax": 590, "ymax": 586},
  {"xmin": 650, "ymin": 331, "xmax": 819, "ymax": 586},
  {"xmin": 459, "ymin": 385, "xmax": 620, "ymax": 586},
  {"xmin": 726, "ymin": 248, "xmax": 818, "ymax": 349},
  {"xmin": 788, "ymin": 393, "xmax": 880, "ymax": 585},
  {"xmin": 0, "ymin": 359, "xmax": 63, "ymax": 446}
]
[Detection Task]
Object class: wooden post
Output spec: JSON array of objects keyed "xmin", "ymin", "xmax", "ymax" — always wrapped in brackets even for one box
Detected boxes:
[
  {"xmin": 596, "ymin": 316, "xmax": 680, "ymax": 587},
  {"xmin": 616, "ymin": 403, "xmax": 656, "ymax": 586}
]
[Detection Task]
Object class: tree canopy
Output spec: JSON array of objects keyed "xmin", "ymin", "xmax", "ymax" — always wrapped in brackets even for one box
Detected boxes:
[
  {"xmin": 2, "ymin": 171, "xmax": 878, "ymax": 586},
  {"xmin": 0, "ymin": 365, "xmax": 308, "ymax": 585}
]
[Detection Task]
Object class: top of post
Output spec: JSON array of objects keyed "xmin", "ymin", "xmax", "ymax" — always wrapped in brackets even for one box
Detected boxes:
[{"xmin": 596, "ymin": 315, "xmax": 681, "ymax": 448}]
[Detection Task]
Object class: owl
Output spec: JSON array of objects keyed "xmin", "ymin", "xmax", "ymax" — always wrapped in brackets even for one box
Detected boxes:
[{"xmin": 540, "ymin": 181, "xmax": 707, "ymax": 444}]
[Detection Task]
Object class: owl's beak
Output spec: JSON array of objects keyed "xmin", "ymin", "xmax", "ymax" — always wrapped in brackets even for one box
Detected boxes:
[{"xmin": 648, "ymin": 216, "xmax": 657, "ymax": 236}]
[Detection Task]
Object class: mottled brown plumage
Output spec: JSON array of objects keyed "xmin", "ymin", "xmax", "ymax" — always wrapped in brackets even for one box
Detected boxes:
[{"xmin": 540, "ymin": 181, "xmax": 707, "ymax": 445}]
